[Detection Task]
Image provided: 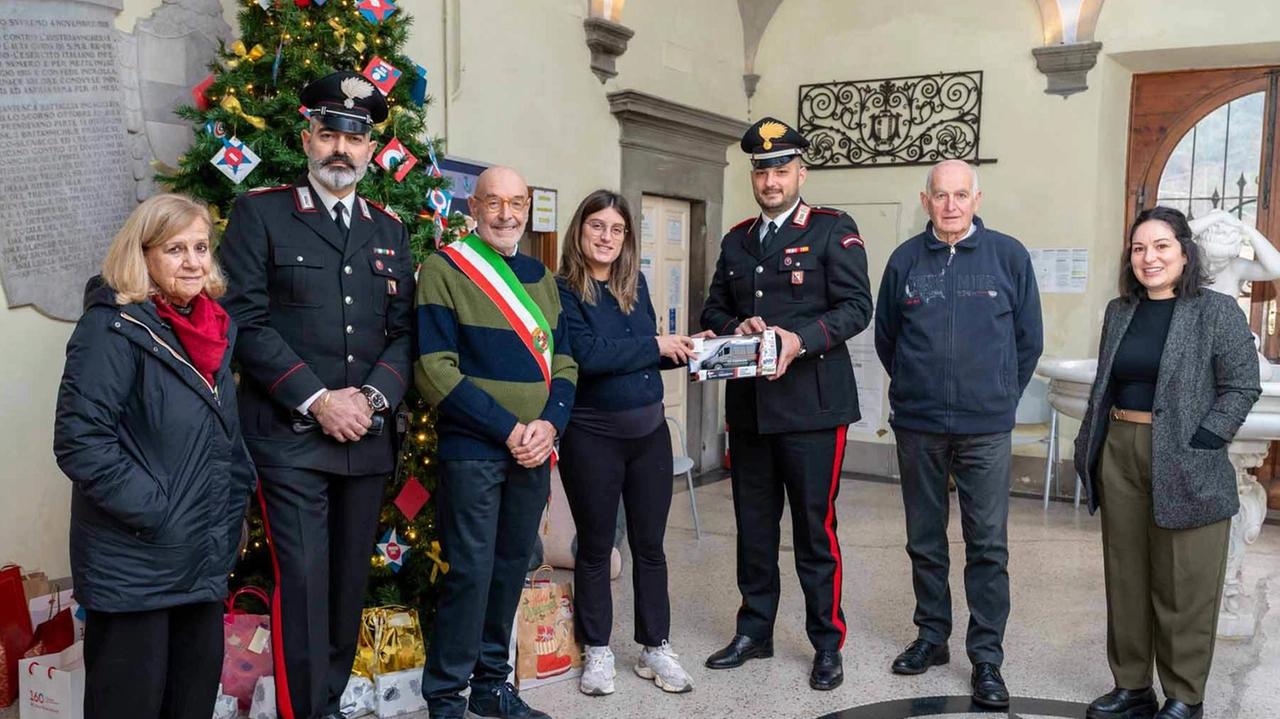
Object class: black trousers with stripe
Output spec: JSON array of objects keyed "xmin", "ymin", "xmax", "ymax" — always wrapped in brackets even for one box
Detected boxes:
[
  {"xmin": 728, "ymin": 425, "xmax": 847, "ymax": 651},
  {"xmin": 257, "ymin": 466, "xmax": 388, "ymax": 719}
]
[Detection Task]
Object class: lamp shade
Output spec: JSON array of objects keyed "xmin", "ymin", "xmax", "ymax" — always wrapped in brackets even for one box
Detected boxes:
[{"xmin": 588, "ymin": 0, "xmax": 626, "ymax": 23}]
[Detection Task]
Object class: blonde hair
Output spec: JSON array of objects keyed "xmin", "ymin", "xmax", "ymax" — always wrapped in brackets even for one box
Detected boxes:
[
  {"xmin": 558, "ymin": 190, "xmax": 639, "ymax": 314},
  {"xmin": 101, "ymin": 194, "xmax": 226, "ymax": 305}
]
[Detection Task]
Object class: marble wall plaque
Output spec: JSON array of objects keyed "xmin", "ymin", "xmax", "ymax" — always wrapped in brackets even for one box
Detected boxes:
[{"xmin": 0, "ymin": 0, "xmax": 135, "ymax": 320}]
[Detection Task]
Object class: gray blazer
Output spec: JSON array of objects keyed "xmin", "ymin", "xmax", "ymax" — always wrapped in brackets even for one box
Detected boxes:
[{"xmin": 1073, "ymin": 290, "xmax": 1261, "ymax": 530}]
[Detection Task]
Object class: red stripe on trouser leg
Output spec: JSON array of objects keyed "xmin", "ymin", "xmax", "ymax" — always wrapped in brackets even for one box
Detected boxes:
[
  {"xmin": 824, "ymin": 426, "xmax": 848, "ymax": 648},
  {"xmin": 256, "ymin": 484, "xmax": 296, "ymax": 719}
]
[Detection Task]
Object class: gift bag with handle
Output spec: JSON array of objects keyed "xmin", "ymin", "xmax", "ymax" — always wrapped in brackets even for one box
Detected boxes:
[
  {"xmin": 514, "ymin": 566, "xmax": 582, "ymax": 689},
  {"xmin": 220, "ymin": 586, "xmax": 273, "ymax": 710},
  {"xmin": 1, "ymin": 564, "xmax": 35, "ymax": 707},
  {"xmin": 17, "ymin": 642, "xmax": 84, "ymax": 719}
]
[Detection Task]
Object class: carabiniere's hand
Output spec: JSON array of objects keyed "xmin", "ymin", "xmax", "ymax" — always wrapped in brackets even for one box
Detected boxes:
[{"xmin": 768, "ymin": 326, "xmax": 802, "ymax": 380}]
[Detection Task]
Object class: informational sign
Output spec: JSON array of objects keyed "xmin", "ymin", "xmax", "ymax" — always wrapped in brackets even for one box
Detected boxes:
[
  {"xmin": 639, "ymin": 252, "xmax": 655, "ymax": 289},
  {"xmin": 666, "ymin": 217, "xmax": 683, "ymax": 245},
  {"xmin": 847, "ymin": 316, "xmax": 885, "ymax": 434},
  {"xmin": 641, "ymin": 210, "xmax": 656, "ymax": 243},
  {"xmin": 666, "ymin": 266, "xmax": 683, "ymax": 309},
  {"xmin": 531, "ymin": 189, "xmax": 556, "ymax": 232},
  {"xmin": 1029, "ymin": 248, "xmax": 1088, "ymax": 293}
]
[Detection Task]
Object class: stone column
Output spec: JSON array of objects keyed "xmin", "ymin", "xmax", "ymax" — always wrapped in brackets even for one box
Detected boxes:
[{"xmin": 1220, "ymin": 440, "xmax": 1270, "ymax": 638}]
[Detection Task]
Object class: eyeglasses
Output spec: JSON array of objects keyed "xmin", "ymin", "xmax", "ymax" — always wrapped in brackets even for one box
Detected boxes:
[
  {"xmin": 476, "ymin": 195, "xmax": 529, "ymax": 213},
  {"xmin": 585, "ymin": 220, "xmax": 626, "ymax": 239}
]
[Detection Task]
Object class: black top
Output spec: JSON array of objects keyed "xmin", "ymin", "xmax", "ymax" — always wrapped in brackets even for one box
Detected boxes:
[{"xmin": 1111, "ymin": 296, "xmax": 1177, "ymax": 411}]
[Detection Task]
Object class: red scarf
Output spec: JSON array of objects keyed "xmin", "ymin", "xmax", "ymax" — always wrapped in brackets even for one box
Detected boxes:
[{"xmin": 153, "ymin": 293, "xmax": 230, "ymax": 388}]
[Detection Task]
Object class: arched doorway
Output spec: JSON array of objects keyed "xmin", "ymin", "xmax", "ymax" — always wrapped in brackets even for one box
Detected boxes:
[{"xmin": 1127, "ymin": 66, "xmax": 1280, "ymax": 502}]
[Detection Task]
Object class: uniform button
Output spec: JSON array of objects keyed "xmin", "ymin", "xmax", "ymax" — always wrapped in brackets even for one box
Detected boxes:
[
  {"xmin": 756, "ymin": 266, "xmax": 763, "ymax": 274},
  {"xmin": 344, "ymin": 296, "xmax": 353, "ymax": 305},
  {"xmin": 1154, "ymin": 408, "xmax": 1164, "ymax": 417},
  {"xmin": 346, "ymin": 325, "xmax": 354, "ymax": 334},
  {"xmin": 729, "ymin": 270, "xmax": 735, "ymax": 277},
  {"xmin": 344, "ymin": 265, "xmax": 353, "ymax": 275},
  {"xmin": 755, "ymin": 290, "xmax": 763, "ymax": 298},
  {"xmin": 347, "ymin": 355, "xmax": 355, "ymax": 363},
  {"xmin": 644, "ymin": 373, "xmax": 650, "ymax": 380},
  {"xmin": 626, "ymin": 328, "xmax": 632, "ymax": 334},
  {"xmin": 296, "ymin": 255, "xmax": 304, "ymax": 262}
]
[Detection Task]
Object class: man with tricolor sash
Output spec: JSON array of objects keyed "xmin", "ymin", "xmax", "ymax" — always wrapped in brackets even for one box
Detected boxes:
[{"xmin": 415, "ymin": 167, "xmax": 577, "ymax": 719}]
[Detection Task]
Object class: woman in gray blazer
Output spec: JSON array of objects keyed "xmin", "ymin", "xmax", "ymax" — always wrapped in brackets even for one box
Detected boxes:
[{"xmin": 1074, "ymin": 206, "xmax": 1261, "ymax": 719}]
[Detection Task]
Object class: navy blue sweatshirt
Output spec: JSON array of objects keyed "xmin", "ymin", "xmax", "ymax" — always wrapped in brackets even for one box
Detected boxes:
[
  {"xmin": 557, "ymin": 273, "xmax": 677, "ymax": 412},
  {"xmin": 874, "ymin": 217, "xmax": 1044, "ymax": 434}
]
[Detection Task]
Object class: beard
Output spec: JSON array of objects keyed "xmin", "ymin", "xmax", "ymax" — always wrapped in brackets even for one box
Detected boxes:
[
  {"xmin": 309, "ymin": 152, "xmax": 369, "ymax": 192},
  {"xmin": 754, "ymin": 186, "xmax": 798, "ymax": 214}
]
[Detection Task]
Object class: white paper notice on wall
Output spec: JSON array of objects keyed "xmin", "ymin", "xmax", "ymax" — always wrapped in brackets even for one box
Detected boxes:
[
  {"xmin": 531, "ymin": 189, "xmax": 557, "ymax": 232},
  {"xmin": 641, "ymin": 211, "xmax": 656, "ymax": 244},
  {"xmin": 640, "ymin": 253, "xmax": 655, "ymax": 289},
  {"xmin": 666, "ymin": 218, "xmax": 683, "ymax": 245},
  {"xmin": 847, "ymin": 320, "xmax": 884, "ymax": 434},
  {"xmin": 1029, "ymin": 248, "xmax": 1088, "ymax": 293},
  {"xmin": 667, "ymin": 265, "xmax": 683, "ymax": 308}
]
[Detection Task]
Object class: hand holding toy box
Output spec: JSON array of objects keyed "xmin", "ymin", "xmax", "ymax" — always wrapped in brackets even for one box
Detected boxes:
[{"xmin": 689, "ymin": 329, "xmax": 777, "ymax": 381}]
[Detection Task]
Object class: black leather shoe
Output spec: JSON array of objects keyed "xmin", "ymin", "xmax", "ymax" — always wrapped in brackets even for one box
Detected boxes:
[
  {"xmin": 891, "ymin": 639, "xmax": 950, "ymax": 675},
  {"xmin": 705, "ymin": 634, "xmax": 774, "ymax": 669},
  {"xmin": 1086, "ymin": 687, "xmax": 1159, "ymax": 719},
  {"xmin": 1154, "ymin": 699, "xmax": 1203, "ymax": 719},
  {"xmin": 809, "ymin": 650, "xmax": 843, "ymax": 690},
  {"xmin": 467, "ymin": 682, "xmax": 550, "ymax": 718},
  {"xmin": 970, "ymin": 663, "xmax": 1010, "ymax": 709}
]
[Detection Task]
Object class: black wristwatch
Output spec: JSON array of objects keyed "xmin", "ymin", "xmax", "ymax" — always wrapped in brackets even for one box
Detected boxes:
[
  {"xmin": 797, "ymin": 338, "xmax": 808, "ymax": 358},
  {"xmin": 361, "ymin": 385, "xmax": 389, "ymax": 412}
]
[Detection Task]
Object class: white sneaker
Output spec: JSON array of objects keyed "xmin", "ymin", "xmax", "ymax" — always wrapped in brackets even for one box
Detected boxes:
[
  {"xmin": 635, "ymin": 641, "xmax": 693, "ymax": 693},
  {"xmin": 579, "ymin": 645, "xmax": 616, "ymax": 696}
]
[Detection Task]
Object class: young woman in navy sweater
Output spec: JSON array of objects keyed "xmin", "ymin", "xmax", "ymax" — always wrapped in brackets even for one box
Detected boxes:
[{"xmin": 556, "ymin": 190, "xmax": 697, "ymax": 697}]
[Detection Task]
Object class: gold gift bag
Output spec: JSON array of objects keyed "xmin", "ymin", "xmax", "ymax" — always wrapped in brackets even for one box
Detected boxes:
[{"xmin": 352, "ymin": 606, "xmax": 425, "ymax": 678}]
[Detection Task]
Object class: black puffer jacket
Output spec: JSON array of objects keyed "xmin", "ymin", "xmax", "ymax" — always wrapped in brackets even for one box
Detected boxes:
[{"xmin": 54, "ymin": 282, "xmax": 257, "ymax": 613}]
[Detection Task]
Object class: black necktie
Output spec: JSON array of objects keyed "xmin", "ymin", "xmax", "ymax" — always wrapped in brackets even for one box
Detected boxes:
[
  {"xmin": 333, "ymin": 202, "xmax": 349, "ymax": 239},
  {"xmin": 760, "ymin": 221, "xmax": 777, "ymax": 253}
]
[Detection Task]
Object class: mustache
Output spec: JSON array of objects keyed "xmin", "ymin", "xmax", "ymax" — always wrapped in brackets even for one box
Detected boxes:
[{"xmin": 323, "ymin": 154, "xmax": 354, "ymax": 168}]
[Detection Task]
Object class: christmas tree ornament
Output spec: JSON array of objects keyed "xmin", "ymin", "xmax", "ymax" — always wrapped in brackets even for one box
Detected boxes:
[
  {"xmin": 427, "ymin": 187, "xmax": 451, "ymax": 216},
  {"xmin": 210, "ymin": 137, "xmax": 261, "ymax": 184},
  {"xmin": 314, "ymin": 0, "xmax": 329, "ymax": 5},
  {"xmin": 203, "ymin": 120, "xmax": 227, "ymax": 139},
  {"xmin": 192, "ymin": 75, "xmax": 214, "ymax": 111},
  {"xmin": 219, "ymin": 95, "xmax": 268, "ymax": 131},
  {"xmin": 224, "ymin": 40, "xmax": 266, "ymax": 70},
  {"xmin": 361, "ymin": 56, "xmax": 401, "ymax": 95},
  {"xmin": 356, "ymin": 0, "xmax": 397, "ymax": 24},
  {"xmin": 293, "ymin": 0, "xmax": 311, "ymax": 7},
  {"xmin": 254, "ymin": 0, "xmax": 271, "ymax": 10},
  {"xmin": 410, "ymin": 64, "xmax": 428, "ymax": 107},
  {"xmin": 271, "ymin": 40, "xmax": 284, "ymax": 85},
  {"xmin": 425, "ymin": 541, "xmax": 450, "ymax": 582},
  {"xmin": 375, "ymin": 138, "xmax": 418, "ymax": 182},
  {"xmin": 393, "ymin": 477, "xmax": 430, "ymax": 521},
  {"xmin": 377, "ymin": 529, "xmax": 410, "ymax": 573}
]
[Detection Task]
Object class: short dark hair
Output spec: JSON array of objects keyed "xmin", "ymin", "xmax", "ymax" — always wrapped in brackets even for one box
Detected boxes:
[{"xmin": 1119, "ymin": 206, "xmax": 1206, "ymax": 301}]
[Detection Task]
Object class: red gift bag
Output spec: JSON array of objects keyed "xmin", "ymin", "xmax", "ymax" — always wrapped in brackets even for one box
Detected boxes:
[
  {"xmin": 220, "ymin": 586, "xmax": 273, "ymax": 711},
  {"xmin": 0, "ymin": 564, "xmax": 35, "ymax": 707},
  {"xmin": 24, "ymin": 606, "xmax": 76, "ymax": 660}
]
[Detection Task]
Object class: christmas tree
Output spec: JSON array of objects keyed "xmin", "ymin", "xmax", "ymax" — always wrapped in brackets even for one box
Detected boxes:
[{"xmin": 159, "ymin": 0, "xmax": 460, "ymax": 624}]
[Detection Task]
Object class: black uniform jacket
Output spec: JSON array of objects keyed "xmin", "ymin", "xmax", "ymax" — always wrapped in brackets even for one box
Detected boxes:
[
  {"xmin": 220, "ymin": 176, "xmax": 415, "ymax": 475},
  {"xmin": 701, "ymin": 201, "xmax": 872, "ymax": 434}
]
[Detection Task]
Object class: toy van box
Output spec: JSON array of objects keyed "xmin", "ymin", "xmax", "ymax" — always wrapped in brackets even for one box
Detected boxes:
[{"xmin": 689, "ymin": 330, "xmax": 777, "ymax": 381}]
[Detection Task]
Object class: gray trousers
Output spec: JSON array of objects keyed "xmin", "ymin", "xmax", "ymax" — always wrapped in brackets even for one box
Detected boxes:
[{"xmin": 895, "ymin": 428, "xmax": 1012, "ymax": 666}]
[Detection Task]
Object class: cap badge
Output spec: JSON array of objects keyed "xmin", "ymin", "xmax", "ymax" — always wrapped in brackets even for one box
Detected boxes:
[
  {"xmin": 759, "ymin": 120, "xmax": 786, "ymax": 151},
  {"xmin": 340, "ymin": 76, "xmax": 375, "ymax": 109}
]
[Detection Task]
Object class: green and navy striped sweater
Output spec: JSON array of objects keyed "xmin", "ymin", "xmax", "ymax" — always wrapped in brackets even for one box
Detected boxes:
[{"xmin": 414, "ymin": 248, "xmax": 577, "ymax": 460}]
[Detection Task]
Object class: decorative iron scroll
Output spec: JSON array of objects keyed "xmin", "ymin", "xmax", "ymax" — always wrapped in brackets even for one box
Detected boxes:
[{"xmin": 797, "ymin": 71, "xmax": 983, "ymax": 169}]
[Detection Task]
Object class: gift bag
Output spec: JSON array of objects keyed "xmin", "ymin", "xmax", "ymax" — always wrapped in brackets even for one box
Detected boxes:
[
  {"xmin": 352, "ymin": 607, "xmax": 424, "ymax": 679},
  {"xmin": 17, "ymin": 642, "xmax": 84, "ymax": 719},
  {"xmin": 247, "ymin": 675, "xmax": 276, "ymax": 719},
  {"xmin": 23, "ymin": 607, "xmax": 75, "ymax": 660},
  {"xmin": 27, "ymin": 587, "xmax": 82, "ymax": 641},
  {"xmin": 372, "ymin": 668, "xmax": 426, "ymax": 719},
  {"xmin": 220, "ymin": 586, "xmax": 273, "ymax": 710},
  {"xmin": 340, "ymin": 674, "xmax": 375, "ymax": 718},
  {"xmin": 514, "ymin": 566, "xmax": 581, "ymax": 689},
  {"xmin": 1, "ymin": 564, "xmax": 35, "ymax": 707}
]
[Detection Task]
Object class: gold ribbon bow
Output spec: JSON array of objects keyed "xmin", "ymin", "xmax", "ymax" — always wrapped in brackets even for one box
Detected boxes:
[
  {"xmin": 328, "ymin": 19, "xmax": 366, "ymax": 53},
  {"xmin": 373, "ymin": 104, "xmax": 405, "ymax": 134},
  {"xmin": 224, "ymin": 40, "xmax": 265, "ymax": 69},
  {"xmin": 220, "ymin": 95, "xmax": 267, "ymax": 131},
  {"xmin": 209, "ymin": 205, "xmax": 229, "ymax": 233},
  {"xmin": 425, "ymin": 541, "xmax": 450, "ymax": 582}
]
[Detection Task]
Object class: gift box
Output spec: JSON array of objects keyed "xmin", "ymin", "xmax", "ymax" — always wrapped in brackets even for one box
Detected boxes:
[
  {"xmin": 248, "ymin": 675, "xmax": 276, "ymax": 719},
  {"xmin": 340, "ymin": 674, "xmax": 375, "ymax": 718},
  {"xmin": 212, "ymin": 684, "xmax": 239, "ymax": 719},
  {"xmin": 689, "ymin": 330, "xmax": 777, "ymax": 381},
  {"xmin": 372, "ymin": 668, "xmax": 427, "ymax": 718}
]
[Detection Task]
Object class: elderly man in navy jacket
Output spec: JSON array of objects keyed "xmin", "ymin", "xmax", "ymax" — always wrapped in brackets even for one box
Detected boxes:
[{"xmin": 874, "ymin": 160, "xmax": 1043, "ymax": 710}]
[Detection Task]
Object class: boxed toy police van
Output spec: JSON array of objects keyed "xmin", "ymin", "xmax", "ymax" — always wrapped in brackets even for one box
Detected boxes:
[{"xmin": 689, "ymin": 329, "xmax": 777, "ymax": 381}]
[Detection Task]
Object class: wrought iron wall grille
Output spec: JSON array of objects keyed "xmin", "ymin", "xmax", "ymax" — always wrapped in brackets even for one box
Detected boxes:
[{"xmin": 797, "ymin": 71, "xmax": 984, "ymax": 169}]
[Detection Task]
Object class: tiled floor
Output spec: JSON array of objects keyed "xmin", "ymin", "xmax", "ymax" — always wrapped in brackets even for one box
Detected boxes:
[{"xmin": 8, "ymin": 477, "xmax": 1278, "ymax": 718}]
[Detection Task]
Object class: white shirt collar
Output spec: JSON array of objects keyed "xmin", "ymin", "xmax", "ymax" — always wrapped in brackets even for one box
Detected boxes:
[
  {"xmin": 307, "ymin": 173, "xmax": 356, "ymax": 221},
  {"xmin": 930, "ymin": 222, "xmax": 977, "ymax": 244},
  {"xmin": 758, "ymin": 198, "xmax": 801, "ymax": 239}
]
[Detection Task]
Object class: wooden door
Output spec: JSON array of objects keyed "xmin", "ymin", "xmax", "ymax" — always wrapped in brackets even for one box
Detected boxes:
[{"xmin": 641, "ymin": 195, "xmax": 692, "ymax": 449}]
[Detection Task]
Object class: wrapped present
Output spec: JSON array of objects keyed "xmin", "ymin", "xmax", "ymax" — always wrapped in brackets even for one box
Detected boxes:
[
  {"xmin": 1, "ymin": 564, "xmax": 34, "ymax": 707},
  {"xmin": 373, "ymin": 668, "xmax": 426, "ymax": 719},
  {"xmin": 248, "ymin": 676, "xmax": 276, "ymax": 719},
  {"xmin": 220, "ymin": 587, "xmax": 273, "ymax": 710},
  {"xmin": 212, "ymin": 685, "xmax": 239, "ymax": 719},
  {"xmin": 340, "ymin": 674, "xmax": 375, "ymax": 718},
  {"xmin": 353, "ymin": 607, "xmax": 424, "ymax": 679}
]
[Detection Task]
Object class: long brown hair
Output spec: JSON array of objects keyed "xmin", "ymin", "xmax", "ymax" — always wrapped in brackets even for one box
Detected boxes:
[{"xmin": 557, "ymin": 190, "xmax": 640, "ymax": 313}]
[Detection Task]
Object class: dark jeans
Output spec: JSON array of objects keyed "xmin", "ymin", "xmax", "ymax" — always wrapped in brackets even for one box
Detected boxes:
[
  {"xmin": 423, "ymin": 458, "xmax": 550, "ymax": 717},
  {"xmin": 83, "ymin": 601, "xmax": 224, "ymax": 719},
  {"xmin": 895, "ymin": 428, "xmax": 1011, "ymax": 666},
  {"xmin": 559, "ymin": 421, "xmax": 673, "ymax": 647}
]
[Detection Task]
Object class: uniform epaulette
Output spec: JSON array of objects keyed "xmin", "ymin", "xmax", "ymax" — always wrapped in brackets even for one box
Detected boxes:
[
  {"xmin": 811, "ymin": 207, "xmax": 843, "ymax": 216},
  {"xmin": 366, "ymin": 199, "xmax": 403, "ymax": 224},
  {"xmin": 729, "ymin": 216, "xmax": 756, "ymax": 232},
  {"xmin": 247, "ymin": 185, "xmax": 292, "ymax": 196}
]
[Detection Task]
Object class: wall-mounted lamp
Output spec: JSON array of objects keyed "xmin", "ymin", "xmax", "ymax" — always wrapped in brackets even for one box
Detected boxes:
[
  {"xmin": 1032, "ymin": 0, "xmax": 1106, "ymax": 98},
  {"xmin": 584, "ymin": 0, "xmax": 634, "ymax": 83}
]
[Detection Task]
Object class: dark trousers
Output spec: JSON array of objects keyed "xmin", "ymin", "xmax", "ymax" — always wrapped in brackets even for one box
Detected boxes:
[
  {"xmin": 1099, "ymin": 420, "xmax": 1230, "ymax": 704},
  {"xmin": 83, "ymin": 601, "xmax": 224, "ymax": 719},
  {"xmin": 423, "ymin": 458, "xmax": 551, "ymax": 717},
  {"xmin": 895, "ymin": 428, "xmax": 1011, "ymax": 666},
  {"xmin": 729, "ymin": 425, "xmax": 848, "ymax": 651},
  {"xmin": 257, "ymin": 466, "xmax": 387, "ymax": 719},
  {"xmin": 559, "ymin": 421, "xmax": 674, "ymax": 647}
]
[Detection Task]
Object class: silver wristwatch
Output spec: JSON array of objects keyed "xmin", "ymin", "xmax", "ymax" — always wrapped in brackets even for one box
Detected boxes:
[{"xmin": 361, "ymin": 385, "xmax": 389, "ymax": 412}]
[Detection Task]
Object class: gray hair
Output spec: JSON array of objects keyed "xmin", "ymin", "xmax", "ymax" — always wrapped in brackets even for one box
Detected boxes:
[{"xmin": 924, "ymin": 160, "xmax": 980, "ymax": 195}]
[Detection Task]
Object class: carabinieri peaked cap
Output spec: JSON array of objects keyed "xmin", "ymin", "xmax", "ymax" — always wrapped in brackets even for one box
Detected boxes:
[
  {"xmin": 299, "ymin": 71, "xmax": 389, "ymax": 135},
  {"xmin": 740, "ymin": 116, "xmax": 810, "ymax": 169}
]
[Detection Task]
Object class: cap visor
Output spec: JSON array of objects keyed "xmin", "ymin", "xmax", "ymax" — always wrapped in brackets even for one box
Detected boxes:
[
  {"xmin": 751, "ymin": 154, "xmax": 801, "ymax": 170},
  {"xmin": 316, "ymin": 115, "xmax": 373, "ymax": 135}
]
